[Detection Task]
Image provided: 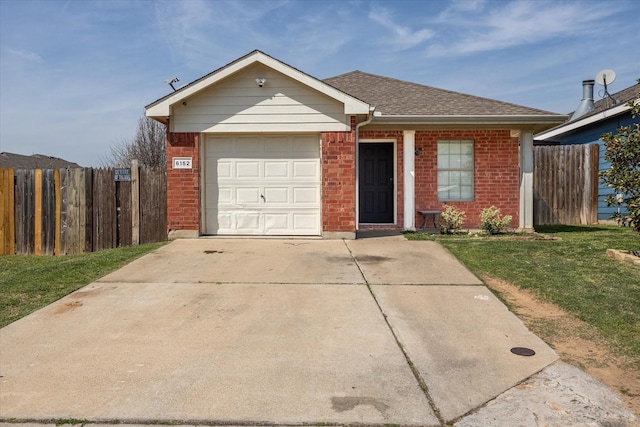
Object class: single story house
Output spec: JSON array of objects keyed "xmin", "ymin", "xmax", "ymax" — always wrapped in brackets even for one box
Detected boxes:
[
  {"xmin": 146, "ymin": 50, "xmax": 566, "ymax": 239},
  {"xmin": 535, "ymin": 80, "xmax": 639, "ymax": 221}
]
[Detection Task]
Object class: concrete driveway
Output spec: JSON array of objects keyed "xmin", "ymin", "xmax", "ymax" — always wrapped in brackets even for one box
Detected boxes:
[{"xmin": 1, "ymin": 236, "xmax": 635, "ymax": 426}]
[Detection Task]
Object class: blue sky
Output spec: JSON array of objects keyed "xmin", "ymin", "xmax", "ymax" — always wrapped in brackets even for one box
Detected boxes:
[{"xmin": 1, "ymin": 0, "xmax": 638, "ymax": 166}]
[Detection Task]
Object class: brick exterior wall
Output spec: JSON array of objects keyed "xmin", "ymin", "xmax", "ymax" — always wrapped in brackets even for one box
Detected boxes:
[
  {"xmin": 414, "ymin": 130, "xmax": 519, "ymax": 229},
  {"xmin": 320, "ymin": 118, "xmax": 357, "ymax": 232},
  {"xmin": 166, "ymin": 130, "xmax": 200, "ymax": 233},
  {"xmin": 356, "ymin": 129, "xmax": 519, "ymax": 230},
  {"xmin": 165, "ymin": 127, "xmax": 518, "ymax": 236}
]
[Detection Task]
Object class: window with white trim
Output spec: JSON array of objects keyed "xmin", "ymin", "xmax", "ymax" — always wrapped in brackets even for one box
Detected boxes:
[{"xmin": 437, "ymin": 140, "xmax": 474, "ymax": 201}]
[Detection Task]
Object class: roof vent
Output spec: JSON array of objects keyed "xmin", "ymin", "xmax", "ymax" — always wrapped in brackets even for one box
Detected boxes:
[{"xmin": 570, "ymin": 80, "xmax": 595, "ymax": 121}]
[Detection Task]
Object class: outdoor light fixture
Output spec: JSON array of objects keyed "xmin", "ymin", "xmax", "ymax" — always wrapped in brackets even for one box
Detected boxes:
[
  {"xmin": 415, "ymin": 147, "xmax": 422, "ymax": 156},
  {"xmin": 256, "ymin": 78, "xmax": 266, "ymax": 87}
]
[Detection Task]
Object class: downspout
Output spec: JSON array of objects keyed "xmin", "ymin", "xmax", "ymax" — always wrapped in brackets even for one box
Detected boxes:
[{"xmin": 354, "ymin": 106, "xmax": 376, "ymax": 231}]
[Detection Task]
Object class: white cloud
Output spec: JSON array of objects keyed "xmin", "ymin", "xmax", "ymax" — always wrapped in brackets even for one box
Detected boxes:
[
  {"xmin": 7, "ymin": 48, "xmax": 43, "ymax": 63},
  {"xmin": 153, "ymin": 0, "xmax": 293, "ymax": 72},
  {"xmin": 427, "ymin": 0, "xmax": 622, "ymax": 57},
  {"xmin": 153, "ymin": 0, "xmax": 214, "ymax": 66},
  {"xmin": 437, "ymin": 0, "xmax": 486, "ymax": 18},
  {"xmin": 368, "ymin": 6, "xmax": 434, "ymax": 50}
]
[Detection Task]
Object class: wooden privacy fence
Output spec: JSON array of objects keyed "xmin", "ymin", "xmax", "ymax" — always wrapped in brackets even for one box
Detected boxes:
[
  {"xmin": 533, "ymin": 144, "xmax": 599, "ymax": 226},
  {"xmin": 0, "ymin": 164, "xmax": 166, "ymax": 255}
]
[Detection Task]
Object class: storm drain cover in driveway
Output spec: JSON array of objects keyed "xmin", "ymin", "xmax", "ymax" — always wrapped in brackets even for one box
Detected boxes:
[{"xmin": 511, "ymin": 347, "xmax": 536, "ymax": 356}]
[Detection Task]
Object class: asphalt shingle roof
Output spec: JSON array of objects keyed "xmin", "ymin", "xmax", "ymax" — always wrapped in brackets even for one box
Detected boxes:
[
  {"xmin": 323, "ymin": 70, "xmax": 559, "ymax": 117},
  {"xmin": 0, "ymin": 152, "xmax": 81, "ymax": 169}
]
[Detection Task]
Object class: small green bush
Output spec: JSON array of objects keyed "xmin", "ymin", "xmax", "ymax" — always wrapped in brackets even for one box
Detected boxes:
[
  {"xmin": 480, "ymin": 206, "xmax": 512, "ymax": 234},
  {"xmin": 439, "ymin": 205, "xmax": 466, "ymax": 234}
]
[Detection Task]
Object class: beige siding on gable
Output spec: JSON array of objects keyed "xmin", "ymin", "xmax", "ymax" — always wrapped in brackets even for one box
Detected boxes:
[{"xmin": 171, "ymin": 64, "xmax": 350, "ymax": 133}]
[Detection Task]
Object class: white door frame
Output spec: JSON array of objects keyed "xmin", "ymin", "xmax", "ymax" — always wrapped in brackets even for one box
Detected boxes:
[{"xmin": 356, "ymin": 138, "xmax": 398, "ymax": 227}]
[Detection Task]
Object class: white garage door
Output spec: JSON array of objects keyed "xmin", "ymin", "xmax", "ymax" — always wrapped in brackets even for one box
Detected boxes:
[{"xmin": 204, "ymin": 135, "xmax": 321, "ymax": 235}]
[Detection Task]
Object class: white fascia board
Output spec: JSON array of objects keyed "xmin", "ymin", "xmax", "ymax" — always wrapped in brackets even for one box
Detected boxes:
[
  {"xmin": 535, "ymin": 103, "xmax": 631, "ymax": 140},
  {"xmin": 371, "ymin": 114, "xmax": 566, "ymax": 123},
  {"xmin": 369, "ymin": 114, "xmax": 567, "ymax": 129},
  {"xmin": 146, "ymin": 51, "xmax": 370, "ymax": 118}
]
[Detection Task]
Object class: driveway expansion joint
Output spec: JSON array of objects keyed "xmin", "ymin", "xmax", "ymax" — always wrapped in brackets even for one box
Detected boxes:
[{"xmin": 342, "ymin": 239, "xmax": 445, "ymax": 425}]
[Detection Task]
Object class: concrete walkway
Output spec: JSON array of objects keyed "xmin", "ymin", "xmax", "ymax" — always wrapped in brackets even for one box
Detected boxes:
[{"xmin": 1, "ymin": 236, "xmax": 636, "ymax": 426}]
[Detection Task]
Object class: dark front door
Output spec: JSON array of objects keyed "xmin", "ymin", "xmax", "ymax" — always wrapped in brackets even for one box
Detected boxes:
[{"xmin": 359, "ymin": 143, "xmax": 394, "ymax": 223}]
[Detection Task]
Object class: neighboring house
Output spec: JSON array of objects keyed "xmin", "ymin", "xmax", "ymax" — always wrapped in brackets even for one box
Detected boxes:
[
  {"xmin": 535, "ymin": 80, "xmax": 639, "ymax": 221},
  {"xmin": 145, "ymin": 50, "xmax": 565, "ymax": 239},
  {"xmin": 0, "ymin": 152, "xmax": 81, "ymax": 169}
]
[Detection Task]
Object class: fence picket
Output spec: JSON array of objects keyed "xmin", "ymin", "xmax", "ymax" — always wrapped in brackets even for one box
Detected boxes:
[
  {"xmin": 0, "ymin": 168, "xmax": 15, "ymax": 254},
  {"xmin": 60, "ymin": 168, "xmax": 69, "ymax": 255},
  {"xmin": 117, "ymin": 180, "xmax": 132, "ymax": 247},
  {"xmin": 140, "ymin": 167, "xmax": 167, "ymax": 244},
  {"xmin": 0, "ymin": 166, "xmax": 167, "ymax": 255},
  {"xmin": 42, "ymin": 169, "xmax": 56, "ymax": 255},
  {"xmin": 533, "ymin": 144, "xmax": 599, "ymax": 226}
]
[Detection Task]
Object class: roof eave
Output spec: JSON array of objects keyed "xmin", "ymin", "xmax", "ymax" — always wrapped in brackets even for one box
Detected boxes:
[
  {"xmin": 535, "ymin": 102, "xmax": 632, "ymax": 140},
  {"xmin": 366, "ymin": 114, "xmax": 568, "ymax": 133}
]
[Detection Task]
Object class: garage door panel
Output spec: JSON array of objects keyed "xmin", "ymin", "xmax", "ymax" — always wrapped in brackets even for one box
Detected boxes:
[
  {"xmin": 264, "ymin": 187, "xmax": 289, "ymax": 204},
  {"xmin": 212, "ymin": 212, "xmax": 231, "ymax": 229},
  {"xmin": 293, "ymin": 160, "xmax": 318, "ymax": 177},
  {"xmin": 237, "ymin": 138, "xmax": 260, "ymax": 153},
  {"xmin": 236, "ymin": 212, "xmax": 260, "ymax": 231},
  {"xmin": 264, "ymin": 161, "xmax": 289, "ymax": 178},
  {"xmin": 264, "ymin": 138, "xmax": 290, "ymax": 153},
  {"xmin": 264, "ymin": 213, "xmax": 289, "ymax": 232},
  {"xmin": 293, "ymin": 187, "xmax": 318, "ymax": 204},
  {"xmin": 210, "ymin": 140, "xmax": 234, "ymax": 153},
  {"xmin": 236, "ymin": 187, "xmax": 260, "ymax": 204},
  {"xmin": 205, "ymin": 135, "xmax": 320, "ymax": 235},
  {"xmin": 236, "ymin": 161, "xmax": 260, "ymax": 178},
  {"xmin": 293, "ymin": 136, "xmax": 318, "ymax": 152},
  {"xmin": 212, "ymin": 161, "xmax": 232, "ymax": 181},
  {"xmin": 215, "ymin": 187, "xmax": 233, "ymax": 204}
]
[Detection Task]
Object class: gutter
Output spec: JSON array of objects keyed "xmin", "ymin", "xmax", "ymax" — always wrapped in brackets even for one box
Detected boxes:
[
  {"xmin": 536, "ymin": 103, "xmax": 632, "ymax": 140},
  {"xmin": 368, "ymin": 114, "xmax": 567, "ymax": 126},
  {"xmin": 354, "ymin": 106, "xmax": 376, "ymax": 231}
]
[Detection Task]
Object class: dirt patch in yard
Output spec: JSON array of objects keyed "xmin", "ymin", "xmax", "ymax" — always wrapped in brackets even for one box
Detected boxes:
[{"xmin": 484, "ymin": 277, "xmax": 640, "ymax": 416}]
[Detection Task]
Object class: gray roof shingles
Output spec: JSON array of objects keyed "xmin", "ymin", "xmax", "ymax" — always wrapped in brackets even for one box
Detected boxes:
[
  {"xmin": 323, "ymin": 70, "xmax": 560, "ymax": 117},
  {"xmin": 0, "ymin": 152, "xmax": 81, "ymax": 169}
]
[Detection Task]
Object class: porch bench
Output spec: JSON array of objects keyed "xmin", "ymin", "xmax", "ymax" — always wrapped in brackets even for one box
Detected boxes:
[{"xmin": 418, "ymin": 210, "xmax": 442, "ymax": 230}]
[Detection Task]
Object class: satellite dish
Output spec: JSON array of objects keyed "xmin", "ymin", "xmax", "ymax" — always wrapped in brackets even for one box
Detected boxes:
[
  {"xmin": 595, "ymin": 69, "xmax": 618, "ymax": 105},
  {"xmin": 595, "ymin": 69, "xmax": 616, "ymax": 86}
]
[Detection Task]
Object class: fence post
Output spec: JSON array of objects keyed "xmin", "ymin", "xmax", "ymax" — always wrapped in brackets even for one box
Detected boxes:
[
  {"xmin": 55, "ymin": 169, "xmax": 61, "ymax": 256},
  {"xmin": 0, "ymin": 168, "xmax": 15, "ymax": 255},
  {"xmin": 34, "ymin": 169, "xmax": 42, "ymax": 255},
  {"xmin": 131, "ymin": 159, "xmax": 140, "ymax": 245}
]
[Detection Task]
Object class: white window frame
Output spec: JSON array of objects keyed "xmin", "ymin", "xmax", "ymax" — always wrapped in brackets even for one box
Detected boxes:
[{"xmin": 437, "ymin": 139, "xmax": 474, "ymax": 202}]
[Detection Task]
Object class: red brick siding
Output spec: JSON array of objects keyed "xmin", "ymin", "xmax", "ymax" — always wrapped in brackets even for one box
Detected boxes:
[
  {"xmin": 321, "ymin": 118, "xmax": 357, "ymax": 232},
  {"xmin": 414, "ymin": 130, "xmax": 519, "ymax": 229},
  {"xmin": 166, "ymin": 131, "xmax": 200, "ymax": 232},
  {"xmin": 165, "ymin": 127, "xmax": 518, "ymax": 234}
]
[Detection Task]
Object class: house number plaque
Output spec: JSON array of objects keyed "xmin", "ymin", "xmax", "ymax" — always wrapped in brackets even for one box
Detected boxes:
[{"xmin": 172, "ymin": 157, "xmax": 193, "ymax": 169}]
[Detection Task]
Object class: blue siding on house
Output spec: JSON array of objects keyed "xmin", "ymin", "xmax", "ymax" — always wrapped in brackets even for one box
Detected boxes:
[{"xmin": 552, "ymin": 113, "xmax": 636, "ymax": 220}]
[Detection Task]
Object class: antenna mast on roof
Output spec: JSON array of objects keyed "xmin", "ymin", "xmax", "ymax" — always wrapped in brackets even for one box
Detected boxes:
[
  {"xmin": 595, "ymin": 69, "xmax": 618, "ymax": 106},
  {"xmin": 165, "ymin": 77, "xmax": 180, "ymax": 92}
]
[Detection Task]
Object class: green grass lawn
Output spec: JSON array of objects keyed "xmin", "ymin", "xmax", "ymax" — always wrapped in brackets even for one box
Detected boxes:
[
  {"xmin": 407, "ymin": 225, "xmax": 640, "ymax": 369},
  {"xmin": 0, "ymin": 242, "xmax": 166, "ymax": 328}
]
